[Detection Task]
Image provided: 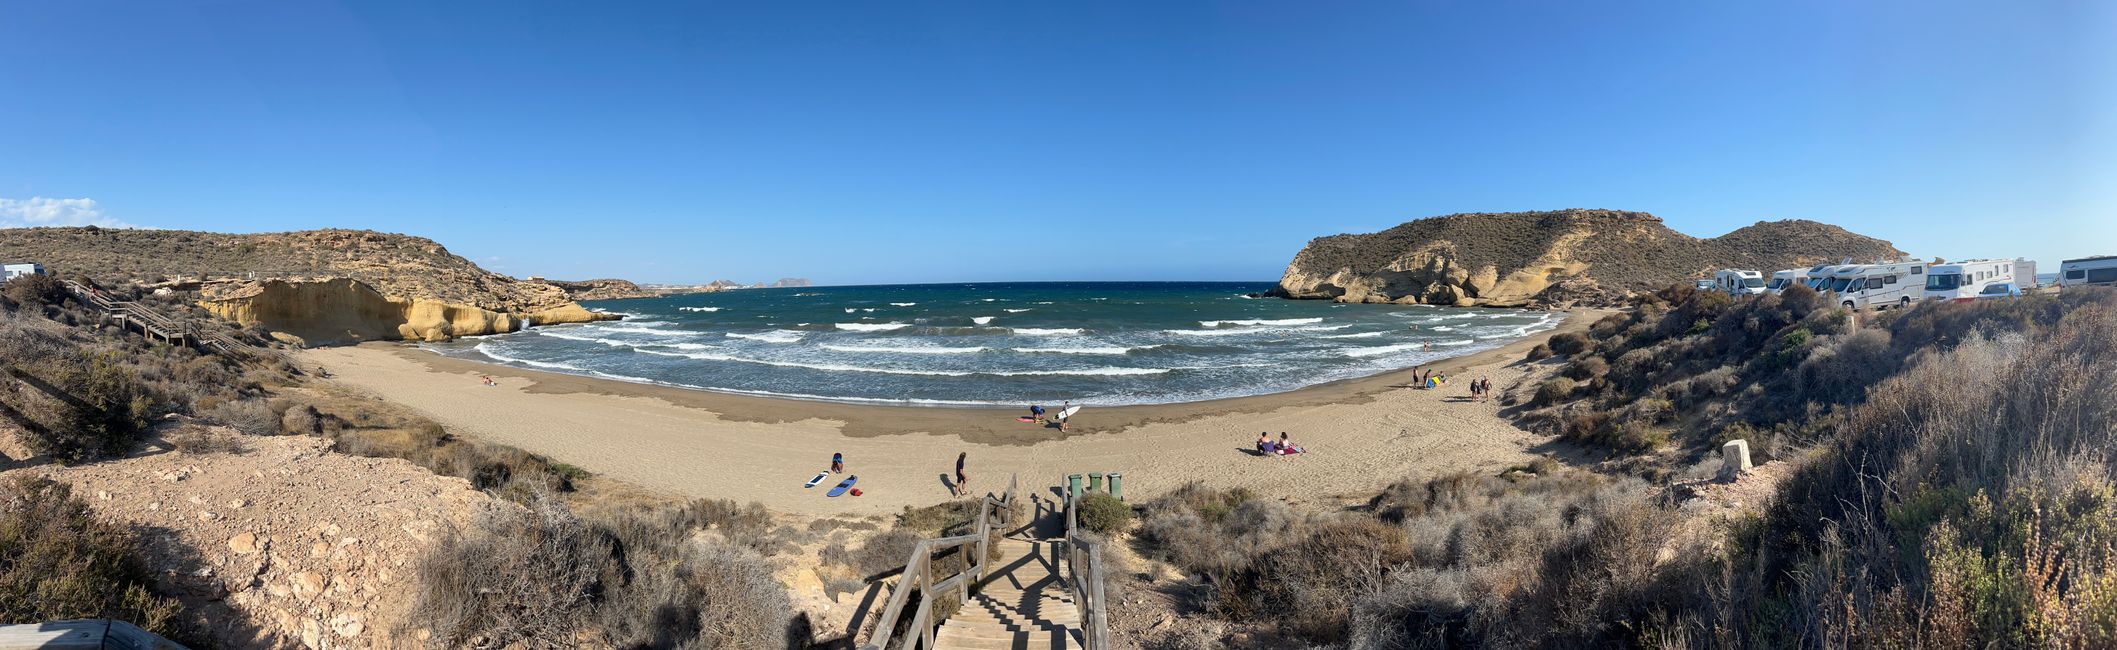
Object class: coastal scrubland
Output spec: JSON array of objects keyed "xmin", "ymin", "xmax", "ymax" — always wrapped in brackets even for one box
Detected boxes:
[
  {"xmin": 1118, "ymin": 284, "xmax": 2117, "ymax": 648},
  {"xmin": 0, "ymin": 275, "xmax": 819, "ymax": 647}
]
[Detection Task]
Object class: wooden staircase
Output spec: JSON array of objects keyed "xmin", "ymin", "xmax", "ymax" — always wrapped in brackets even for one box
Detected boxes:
[{"xmin": 934, "ymin": 537, "xmax": 1082, "ymax": 650}]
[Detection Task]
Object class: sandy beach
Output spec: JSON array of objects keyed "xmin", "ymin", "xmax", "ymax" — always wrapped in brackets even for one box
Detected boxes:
[{"xmin": 300, "ymin": 312, "xmax": 1597, "ymax": 517}]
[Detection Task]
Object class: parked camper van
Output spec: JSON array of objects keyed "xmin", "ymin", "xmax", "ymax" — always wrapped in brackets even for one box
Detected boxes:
[
  {"xmin": 1766, "ymin": 267, "xmax": 1812, "ymax": 294},
  {"xmin": 1813, "ymin": 261, "xmax": 1926, "ymax": 310},
  {"xmin": 2059, "ymin": 256, "xmax": 2117, "ymax": 290},
  {"xmin": 1925, "ymin": 259, "xmax": 2016, "ymax": 302},
  {"xmin": 1712, "ymin": 269, "xmax": 1767, "ymax": 296},
  {"xmin": 2013, "ymin": 258, "xmax": 2039, "ymax": 289}
]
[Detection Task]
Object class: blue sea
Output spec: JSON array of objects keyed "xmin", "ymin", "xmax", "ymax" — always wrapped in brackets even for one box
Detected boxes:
[{"xmin": 423, "ymin": 282, "xmax": 1559, "ymax": 406}]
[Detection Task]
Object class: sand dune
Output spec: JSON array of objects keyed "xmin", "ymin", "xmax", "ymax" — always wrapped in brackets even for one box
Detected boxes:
[{"xmin": 300, "ymin": 312, "xmax": 1593, "ymax": 516}]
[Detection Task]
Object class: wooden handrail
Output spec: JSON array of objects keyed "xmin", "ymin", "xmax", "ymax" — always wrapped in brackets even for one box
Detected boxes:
[
  {"xmin": 1062, "ymin": 490, "xmax": 1113, "ymax": 650},
  {"xmin": 862, "ymin": 474, "xmax": 1018, "ymax": 650},
  {"xmin": 59, "ymin": 280, "xmax": 290, "ymax": 367}
]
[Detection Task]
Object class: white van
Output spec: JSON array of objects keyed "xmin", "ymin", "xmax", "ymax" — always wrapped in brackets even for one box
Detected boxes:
[
  {"xmin": 2059, "ymin": 256, "xmax": 2117, "ymax": 290},
  {"xmin": 1815, "ymin": 261, "xmax": 1927, "ymax": 310},
  {"xmin": 1765, "ymin": 267, "xmax": 1811, "ymax": 294},
  {"xmin": 1713, "ymin": 269, "xmax": 1767, "ymax": 296},
  {"xmin": 1924, "ymin": 259, "xmax": 2015, "ymax": 302}
]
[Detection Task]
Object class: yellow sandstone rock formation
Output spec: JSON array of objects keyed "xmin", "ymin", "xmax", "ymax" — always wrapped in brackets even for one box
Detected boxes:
[{"xmin": 200, "ymin": 278, "xmax": 614, "ymax": 346}]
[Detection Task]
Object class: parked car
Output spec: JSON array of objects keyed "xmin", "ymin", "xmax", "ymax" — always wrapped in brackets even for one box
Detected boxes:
[
  {"xmin": 1693, "ymin": 279, "xmax": 1716, "ymax": 291},
  {"xmin": 1974, "ymin": 282, "xmax": 2021, "ymax": 301}
]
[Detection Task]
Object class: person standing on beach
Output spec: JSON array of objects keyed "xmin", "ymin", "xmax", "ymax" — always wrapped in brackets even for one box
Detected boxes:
[{"xmin": 954, "ymin": 452, "xmax": 970, "ymax": 497}]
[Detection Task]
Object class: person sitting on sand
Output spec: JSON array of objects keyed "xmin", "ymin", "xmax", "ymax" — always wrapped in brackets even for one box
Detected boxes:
[
  {"xmin": 831, "ymin": 452, "xmax": 844, "ymax": 474},
  {"xmin": 1257, "ymin": 432, "xmax": 1274, "ymax": 454},
  {"xmin": 1276, "ymin": 432, "xmax": 1305, "ymax": 455}
]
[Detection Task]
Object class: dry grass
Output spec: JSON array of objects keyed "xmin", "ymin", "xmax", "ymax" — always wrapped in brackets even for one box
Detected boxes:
[{"xmin": 0, "ymin": 476, "xmax": 183, "ymax": 636}]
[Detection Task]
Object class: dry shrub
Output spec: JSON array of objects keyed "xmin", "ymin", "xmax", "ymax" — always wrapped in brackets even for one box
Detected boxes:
[
  {"xmin": 278, "ymin": 403, "xmax": 322, "ymax": 435},
  {"xmin": 1226, "ymin": 518, "xmax": 1411, "ymax": 641},
  {"xmin": 410, "ymin": 495, "xmax": 794, "ymax": 649},
  {"xmin": 1548, "ymin": 332, "xmax": 1590, "ymax": 355},
  {"xmin": 168, "ymin": 427, "xmax": 245, "ymax": 455},
  {"xmin": 203, "ymin": 398, "xmax": 277, "ymax": 437},
  {"xmin": 0, "ymin": 476, "xmax": 182, "ymax": 635},
  {"xmin": 1523, "ymin": 343, "xmax": 1553, "ymax": 362},
  {"xmin": 1563, "ymin": 355, "xmax": 1609, "ymax": 380}
]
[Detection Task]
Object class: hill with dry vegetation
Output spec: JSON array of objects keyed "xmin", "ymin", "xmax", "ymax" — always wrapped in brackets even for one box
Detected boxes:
[
  {"xmin": 0, "ymin": 227, "xmax": 615, "ymax": 343},
  {"xmin": 1272, "ymin": 209, "xmax": 1904, "ymax": 307}
]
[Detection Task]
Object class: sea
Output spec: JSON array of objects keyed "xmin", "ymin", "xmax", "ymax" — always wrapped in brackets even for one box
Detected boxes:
[{"xmin": 421, "ymin": 282, "xmax": 1561, "ymax": 407}]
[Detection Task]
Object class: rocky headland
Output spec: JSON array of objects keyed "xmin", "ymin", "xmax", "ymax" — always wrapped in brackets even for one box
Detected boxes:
[
  {"xmin": 1271, "ymin": 209, "xmax": 1904, "ymax": 308},
  {"xmin": 0, "ymin": 227, "xmax": 616, "ymax": 345}
]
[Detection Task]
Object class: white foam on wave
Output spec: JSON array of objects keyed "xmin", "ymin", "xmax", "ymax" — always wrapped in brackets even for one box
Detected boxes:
[
  {"xmin": 844, "ymin": 308, "xmax": 856, "ymax": 313},
  {"xmin": 636, "ymin": 348, "xmax": 1168, "ymax": 377},
  {"xmin": 1034, "ymin": 301, "xmax": 1055, "ymax": 305},
  {"xmin": 1321, "ymin": 331, "xmax": 1389, "ymax": 339},
  {"xmin": 981, "ymin": 298, "xmax": 997, "ymax": 302},
  {"xmin": 890, "ymin": 302, "xmax": 917, "ymax": 307},
  {"xmin": 972, "ymin": 316, "xmax": 995, "ymax": 325},
  {"xmin": 1338, "ymin": 339, "xmax": 1475, "ymax": 357},
  {"xmin": 1433, "ymin": 325, "xmax": 1455, "ymax": 331},
  {"xmin": 1011, "ymin": 328, "xmax": 1084, "ymax": 336},
  {"xmin": 836, "ymin": 322, "xmax": 913, "ymax": 332},
  {"xmin": 1163, "ymin": 324, "xmax": 1351, "ymax": 337},
  {"xmin": 597, "ymin": 324, "xmax": 700, "ymax": 338},
  {"xmin": 820, "ymin": 344, "xmax": 986, "ymax": 355},
  {"xmin": 1013, "ymin": 345, "xmax": 1153, "ymax": 355},
  {"xmin": 1004, "ymin": 308, "xmax": 1032, "ymax": 313},
  {"xmin": 678, "ymin": 306, "xmax": 721, "ymax": 312},
  {"xmin": 475, "ymin": 342, "xmax": 584, "ymax": 371},
  {"xmin": 1200, "ymin": 317, "xmax": 1322, "ymax": 327},
  {"xmin": 726, "ymin": 330, "xmax": 806, "ymax": 343},
  {"xmin": 537, "ymin": 330, "xmax": 633, "ymax": 347}
]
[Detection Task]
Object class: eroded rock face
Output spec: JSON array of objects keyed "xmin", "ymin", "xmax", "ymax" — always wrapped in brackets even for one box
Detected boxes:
[
  {"xmin": 200, "ymin": 277, "xmax": 614, "ymax": 346},
  {"xmin": 1274, "ymin": 209, "xmax": 1904, "ymax": 308}
]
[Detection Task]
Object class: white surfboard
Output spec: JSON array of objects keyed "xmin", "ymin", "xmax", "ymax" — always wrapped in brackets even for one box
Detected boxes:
[{"xmin": 1057, "ymin": 405, "xmax": 1081, "ymax": 420}]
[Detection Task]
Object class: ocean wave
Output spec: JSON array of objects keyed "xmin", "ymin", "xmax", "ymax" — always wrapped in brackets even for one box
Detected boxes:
[
  {"xmin": 597, "ymin": 324, "xmax": 699, "ymax": 338},
  {"xmin": 836, "ymin": 322, "xmax": 913, "ymax": 332},
  {"xmin": 1010, "ymin": 328, "xmax": 1084, "ymax": 336},
  {"xmin": 1034, "ymin": 301, "xmax": 1054, "ymax": 305},
  {"xmin": 1004, "ymin": 308, "xmax": 1032, "ymax": 313},
  {"xmin": 536, "ymin": 331, "xmax": 634, "ymax": 347},
  {"xmin": 678, "ymin": 306, "xmax": 721, "ymax": 312},
  {"xmin": 844, "ymin": 308, "xmax": 856, "ymax": 313},
  {"xmin": 973, "ymin": 316, "xmax": 995, "ymax": 325},
  {"xmin": 1321, "ymin": 331, "xmax": 1389, "ymax": 339},
  {"xmin": 1432, "ymin": 325, "xmax": 1455, "ymax": 331},
  {"xmin": 474, "ymin": 343, "xmax": 585, "ymax": 371},
  {"xmin": 636, "ymin": 348, "xmax": 1168, "ymax": 377},
  {"xmin": 1163, "ymin": 324, "xmax": 1351, "ymax": 337},
  {"xmin": 726, "ymin": 330, "xmax": 806, "ymax": 343},
  {"xmin": 1199, "ymin": 317, "xmax": 1322, "ymax": 327},
  {"xmin": 1013, "ymin": 345, "xmax": 1154, "ymax": 355},
  {"xmin": 820, "ymin": 344, "xmax": 986, "ymax": 355},
  {"xmin": 1338, "ymin": 339, "xmax": 1478, "ymax": 358},
  {"xmin": 890, "ymin": 302, "xmax": 917, "ymax": 307}
]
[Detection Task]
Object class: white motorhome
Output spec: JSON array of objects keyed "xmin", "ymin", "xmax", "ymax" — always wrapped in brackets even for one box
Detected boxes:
[
  {"xmin": 1712, "ymin": 269, "xmax": 1767, "ymax": 296},
  {"xmin": 1924, "ymin": 259, "xmax": 2015, "ymax": 302},
  {"xmin": 2058, "ymin": 256, "xmax": 2117, "ymax": 290},
  {"xmin": 1765, "ymin": 267, "xmax": 1812, "ymax": 294},
  {"xmin": 2013, "ymin": 258, "xmax": 2039, "ymax": 289},
  {"xmin": 1, "ymin": 263, "xmax": 44, "ymax": 281},
  {"xmin": 1813, "ymin": 261, "xmax": 1927, "ymax": 310}
]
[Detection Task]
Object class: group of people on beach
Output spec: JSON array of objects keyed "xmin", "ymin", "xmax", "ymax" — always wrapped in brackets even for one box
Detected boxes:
[
  {"xmin": 1255, "ymin": 431, "xmax": 1306, "ymax": 456},
  {"xmin": 1467, "ymin": 377, "xmax": 1494, "ymax": 402},
  {"xmin": 826, "ymin": 450, "xmax": 974, "ymax": 498},
  {"xmin": 1028, "ymin": 401, "xmax": 1074, "ymax": 432}
]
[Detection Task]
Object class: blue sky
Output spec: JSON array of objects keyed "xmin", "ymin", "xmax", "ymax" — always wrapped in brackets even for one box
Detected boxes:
[{"xmin": 3, "ymin": 1, "xmax": 2110, "ymax": 285}]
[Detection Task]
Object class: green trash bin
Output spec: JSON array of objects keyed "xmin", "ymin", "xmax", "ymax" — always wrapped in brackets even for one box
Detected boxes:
[
  {"xmin": 1067, "ymin": 474, "xmax": 1083, "ymax": 498},
  {"xmin": 1107, "ymin": 472, "xmax": 1123, "ymax": 500},
  {"xmin": 1088, "ymin": 473, "xmax": 1104, "ymax": 492}
]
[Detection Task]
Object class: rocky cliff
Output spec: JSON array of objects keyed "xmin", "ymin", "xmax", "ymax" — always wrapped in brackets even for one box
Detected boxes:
[
  {"xmin": 533, "ymin": 278, "xmax": 657, "ymax": 301},
  {"xmin": 1273, "ymin": 209, "xmax": 1904, "ymax": 308},
  {"xmin": 0, "ymin": 227, "xmax": 615, "ymax": 344}
]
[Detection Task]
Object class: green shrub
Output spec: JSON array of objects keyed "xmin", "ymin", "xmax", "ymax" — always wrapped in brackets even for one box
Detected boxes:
[
  {"xmin": 0, "ymin": 476, "xmax": 182, "ymax": 634},
  {"xmin": 1524, "ymin": 343, "xmax": 1553, "ymax": 362},
  {"xmin": 1548, "ymin": 332, "xmax": 1591, "ymax": 355},
  {"xmin": 1077, "ymin": 493, "xmax": 1133, "ymax": 534},
  {"xmin": 1533, "ymin": 378, "xmax": 1576, "ymax": 406},
  {"xmin": 1, "ymin": 274, "xmax": 66, "ymax": 309}
]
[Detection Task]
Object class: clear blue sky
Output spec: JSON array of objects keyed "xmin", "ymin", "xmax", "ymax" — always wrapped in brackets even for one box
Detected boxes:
[{"xmin": 3, "ymin": 1, "xmax": 2110, "ymax": 284}]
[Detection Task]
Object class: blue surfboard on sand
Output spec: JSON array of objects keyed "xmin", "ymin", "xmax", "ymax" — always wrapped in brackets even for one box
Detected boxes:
[
  {"xmin": 805, "ymin": 472, "xmax": 829, "ymax": 488},
  {"xmin": 827, "ymin": 475, "xmax": 858, "ymax": 497}
]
